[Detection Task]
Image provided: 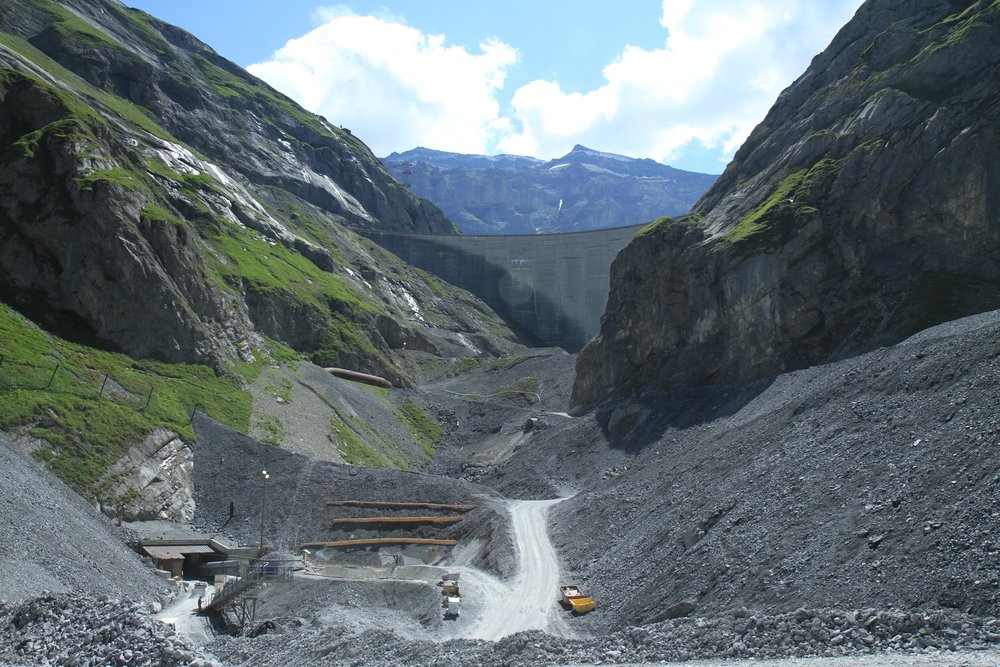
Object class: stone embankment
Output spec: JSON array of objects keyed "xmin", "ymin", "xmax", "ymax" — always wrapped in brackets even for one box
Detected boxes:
[{"xmin": 0, "ymin": 593, "xmax": 218, "ymax": 666}]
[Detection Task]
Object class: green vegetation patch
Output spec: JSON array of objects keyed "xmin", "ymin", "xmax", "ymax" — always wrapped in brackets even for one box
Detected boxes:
[
  {"xmin": 488, "ymin": 355, "xmax": 529, "ymax": 372},
  {"xmin": 453, "ymin": 357, "xmax": 479, "ymax": 373},
  {"xmin": 914, "ymin": 0, "xmax": 1000, "ymax": 58},
  {"xmin": 30, "ymin": 0, "xmax": 125, "ymax": 52},
  {"xmin": 722, "ymin": 161, "xmax": 832, "ymax": 250},
  {"xmin": 412, "ymin": 267, "xmax": 446, "ymax": 298},
  {"xmin": 0, "ymin": 302, "xmax": 252, "ymax": 501},
  {"xmin": 0, "ymin": 67, "xmax": 105, "ymax": 155},
  {"xmin": 396, "ymin": 400, "xmax": 443, "ymax": 458},
  {"xmin": 75, "ymin": 167, "xmax": 145, "ymax": 192},
  {"xmin": 105, "ymin": 4, "xmax": 172, "ymax": 55},
  {"xmin": 724, "ymin": 170, "xmax": 805, "ymax": 244},
  {"xmin": 255, "ymin": 415, "xmax": 284, "ymax": 446},
  {"xmin": 359, "ymin": 383, "xmax": 391, "ymax": 406},
  {"xmin": 192, "ymin": 55, "xmax": 362, "ymax": 150},
  {"xmin": 633, "ymin": 212, "xmax": 704, "ymax": 240},
  {"xmin": 329, "ymin": 413, "xmax": 412, "ymax": 469},
  {"xmin": 140, "ymin": 203, "xmax": 183, "ymax": 227},
  {"xmin": 207, "ymin": 225, "xmax": 371, "ymax": 312},
  {"xmin": 312, "ymin": 316, "xmax": 382, "ymax": 365},
  {"xmin": 231, "ymin": 340, "xmax": 300, "ymax": 385},
  {"xmin": 330, "ymin": 417, "xmax": 388, "ymax": 467},
  {"xmin": 492, "ymin": 376, "xmax": 540, "ymax": 402}
]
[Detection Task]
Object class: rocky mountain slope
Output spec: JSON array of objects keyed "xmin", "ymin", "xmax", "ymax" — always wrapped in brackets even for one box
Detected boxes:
[
  {"xmin": 0, "ymin": 0, "xmax": 513, "ymax": 381},
  {"xmin": 383, "ymin": 145, "xmax": 717, "ymax": 235},
  {"xmin": 574, "ymin": 0, "xmax": 1000, "ymax": 409},
  {"xmin": 1, "ymin": 0, "xmax": 999, "ymax": 665},
  {"xmin": 0, "ymin": 0, "xmax": 523, "ymax": 504},
  {"xmin": 559, "ymin": 310, "xmax": 1000, "ymax": 626}
]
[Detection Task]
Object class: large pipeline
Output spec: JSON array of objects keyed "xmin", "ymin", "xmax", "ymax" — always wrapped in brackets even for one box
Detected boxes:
[{"xmin": 325, "ymin": 367, "xmax": 393, "ymax": 389}]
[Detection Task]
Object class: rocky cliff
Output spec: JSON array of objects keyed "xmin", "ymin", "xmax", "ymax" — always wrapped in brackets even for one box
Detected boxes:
[
  {"xmin": 383, "ymin": 145, "xmax": 717, "ymax": 234},
  {"xmin": 0, "ymin": 0, "xmax": 516, "ymax": 385},
  {"xmin": 573, "ymin": 0, "xmax": 1000, "ymax": 409}
]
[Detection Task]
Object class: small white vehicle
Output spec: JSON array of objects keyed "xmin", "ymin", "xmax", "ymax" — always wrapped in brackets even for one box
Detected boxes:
[{"xmin": 443, "ymin": 595, "xmax": 461, "ymax": 618}]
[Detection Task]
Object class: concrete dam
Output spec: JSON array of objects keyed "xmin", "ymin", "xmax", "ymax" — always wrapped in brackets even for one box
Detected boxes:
[{"xmin": 358, "ymin": 224, "xmax": 646, "ymax": 353}]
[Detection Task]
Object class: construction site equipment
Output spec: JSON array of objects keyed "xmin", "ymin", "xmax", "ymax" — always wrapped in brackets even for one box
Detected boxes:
[
  {"xmin": 559, "ymin": 585, "xmax": 596, "ymax": 614},
  {"xmin": 438, "ymin": 573, "xmax": 461, "ymax": 618},
  {"xmin": 332, "ymin": 515, "xmax": 464, "ymax": 525},
  {"xmin": 443, "ymin": 595, "xmax": 461, "ymax": 618},
  {"xmin": 202, "ymin": 559, "xmax": 294, "ymax": 631},
  {"xmin": 298, "ymin": 538, "xmax": 458, "ymax": 550},
  {"xmin": 325, "ymin": 367, "xmax": 393, "ymax": 389},
  {"xmin": 327, "ymin": 500, "xmax": 478, "ymax": 511},
  {"xmin": 437, "ymin": 572, "xmax": 461, "ymax": 595}
]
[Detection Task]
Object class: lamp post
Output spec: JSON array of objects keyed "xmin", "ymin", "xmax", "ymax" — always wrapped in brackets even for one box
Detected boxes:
[{"xmin": 259, "ymin": 469, "xmax": 269, "ymax": 556}]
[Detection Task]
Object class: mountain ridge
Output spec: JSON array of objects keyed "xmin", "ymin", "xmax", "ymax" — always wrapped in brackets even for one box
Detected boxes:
[{"xmin": 383, "ymin": 144, "xmax": 717, "ymax": 234}]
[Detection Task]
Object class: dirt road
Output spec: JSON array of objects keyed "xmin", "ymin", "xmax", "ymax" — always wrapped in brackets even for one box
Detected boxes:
[
  {"xmin": 157, "ymin": 584, "xmax": 217, "ymax": 647},
  {"xmin": 467, "ymin": 498, "xmax": 573, "ymax": 641}
]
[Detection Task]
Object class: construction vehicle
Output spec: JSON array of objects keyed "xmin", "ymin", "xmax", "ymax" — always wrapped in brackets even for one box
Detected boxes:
[
  {"xmin": 558, "ymin": 585, "xmax": 596, "ymax": 614},
  {"xmin": 443, "ymin": 594, "xmax": 461, "ymax": 618},
  {"xmin": 438, "ymin": 573, "xmax": 461, "ymax": 618}
]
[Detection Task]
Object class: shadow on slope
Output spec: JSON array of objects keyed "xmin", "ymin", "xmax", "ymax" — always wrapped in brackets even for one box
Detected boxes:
[{"xmin": 594, "ymin": 377, "xmax": 777, "ymax": 454}]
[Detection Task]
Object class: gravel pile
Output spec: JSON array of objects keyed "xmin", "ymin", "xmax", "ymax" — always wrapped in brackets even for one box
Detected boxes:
[
  {"xmin": 189, "ymin": 414, "xmax": 518, "ymax": 580},
  {"xmin": 485, "ymin": 309, "xmax": 1000, "ymax": 627},
  {"xmin": 0, "ymin": 593, "xmax": 219, "ymax": 666},
  {"xmin": 205, "ymin": 606, "xmax": 999, "ymax": 666},
  {"xmin": 0, "ymin": 433, "xmax": 167, "ymax": 605}
]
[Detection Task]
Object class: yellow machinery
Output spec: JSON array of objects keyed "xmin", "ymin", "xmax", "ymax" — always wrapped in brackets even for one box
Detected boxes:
[{"xmin": 559, "ymin": 585, "xmax": 596, "ymax": 614}]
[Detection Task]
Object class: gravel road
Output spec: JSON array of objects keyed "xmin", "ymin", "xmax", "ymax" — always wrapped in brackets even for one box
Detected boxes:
[
  {"xmin": 157, "ymin": 584, "xmax": 217, "ymax": 648},
  {"xmin": 471, "ymin": 498, "xmax": 572, "ymax": 640}
]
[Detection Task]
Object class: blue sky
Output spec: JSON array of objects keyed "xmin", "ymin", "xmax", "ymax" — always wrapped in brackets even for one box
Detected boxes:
[{"xmin": 125, "ymin": 1, "xmax": 864, "ymax": 174}]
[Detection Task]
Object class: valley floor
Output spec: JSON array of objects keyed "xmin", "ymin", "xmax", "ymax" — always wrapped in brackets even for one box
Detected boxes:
[{"xmin": 2, "ymin": 311, "xmax": 1000, "ymax": 665}]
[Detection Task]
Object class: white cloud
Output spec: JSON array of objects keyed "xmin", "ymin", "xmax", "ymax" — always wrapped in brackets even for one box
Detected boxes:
[
  {"xmin": 247, "ymin": 11, "xmax": 516, "ymax": 156},
  {"xmin": 248, "ymin": 1, "xmax": 863, "ymax": 170},
  {"xmin": 496, "ymin": 0, "xmax": 864, "ymax": 168}
]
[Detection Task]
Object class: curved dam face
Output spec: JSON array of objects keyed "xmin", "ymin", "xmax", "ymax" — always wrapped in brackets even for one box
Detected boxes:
[{"xmin": 358, "ymin": 224, "xmax": 645, "ymax": 353}]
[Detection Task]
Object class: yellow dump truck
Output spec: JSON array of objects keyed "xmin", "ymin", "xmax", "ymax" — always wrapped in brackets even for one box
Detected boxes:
[{"xmin": 559, "ymin": 585, "xmax": 596, "ymax": 614}]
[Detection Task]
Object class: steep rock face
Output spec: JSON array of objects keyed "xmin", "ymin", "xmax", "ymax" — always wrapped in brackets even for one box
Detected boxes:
[
  {"xmin": 98, "ymin": 429, "xmax": 194, "ymax": 522},
  {"xmin": 0, "ymin": 0, "xmax": 516, "ymax": 382},
  {"xmin": 573, "ymin": 0, "xmax": 1000, "ymax": 410},
  {"xmin": 5, "ymin": 0, "xmax": 455, "ymax": 235},
  {"xmin": 384, "ymin": 145, "xmax": 717, "ymax": 235}
]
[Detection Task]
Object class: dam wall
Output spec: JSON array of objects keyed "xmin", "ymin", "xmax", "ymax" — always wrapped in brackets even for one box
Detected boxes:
[{"xmin": 358, "ymin": 224, "xmax": 646, "ymax": 352}]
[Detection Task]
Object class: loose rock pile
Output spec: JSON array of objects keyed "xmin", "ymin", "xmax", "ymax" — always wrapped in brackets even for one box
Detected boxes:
[
  {"xmin": 206, "ymin": 606, "xmax": 999, "ymax": 666},
  {"xmin": 606, "ymin": 607, "xmax": 1000, "ymax": 663},
  {"xmin": 0, "ymin": 593, "xmax": 219, "ymax": 667}
]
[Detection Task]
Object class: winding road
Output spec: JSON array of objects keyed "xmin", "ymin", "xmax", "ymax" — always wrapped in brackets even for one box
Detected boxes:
[{"xmin": 462, "ymin": 498, "xmax": 573, "ymax": 641}]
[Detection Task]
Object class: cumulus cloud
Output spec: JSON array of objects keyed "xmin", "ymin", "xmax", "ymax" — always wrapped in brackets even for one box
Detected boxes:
[
  {"xmin": 248, "ymin": 1, "xmax": 863, "ymax": 169},
  {"xmin": 497, "ymin": 0, "xmax": 863, "ymax": 167},
  {"xmin": 247, "ymin": 7, "xmax": 516, "ymax": 156}
]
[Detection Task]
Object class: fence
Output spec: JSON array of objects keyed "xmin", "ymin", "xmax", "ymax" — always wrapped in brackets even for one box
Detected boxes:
[{"xmin": 0, "ymin": 353, "xmax": 199, "ymax": 422}]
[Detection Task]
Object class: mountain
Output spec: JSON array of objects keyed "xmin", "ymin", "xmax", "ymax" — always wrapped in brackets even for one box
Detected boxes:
[
  {"xmin": 573, "ymin": 0, "xmax": 1000, "ymax": 410},
  {"xmin": 383, "ymin": 145, "xmax": 718, "ymax": 234},
  {"xmin": 384, "ymin": 146, "xmax": 544, "ymax": 172},
  {"xmin": 0, "ymin": 0, "xmax": 519, "ymax": 374},
  {"xmin": 0, "ymin": 0, "xmax": 523, "ymax": 501}
]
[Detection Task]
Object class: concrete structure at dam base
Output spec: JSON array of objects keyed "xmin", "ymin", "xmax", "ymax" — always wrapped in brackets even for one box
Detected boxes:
[{"xmin": 358, "ymin": 224, "xmax": 646, "ymax": 353}]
